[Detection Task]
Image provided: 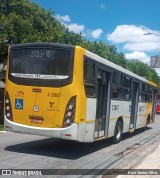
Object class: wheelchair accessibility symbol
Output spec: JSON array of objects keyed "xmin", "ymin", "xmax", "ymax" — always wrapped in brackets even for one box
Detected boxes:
[{"xmin": 15, "ymin": 99, "xmax": 23, "ymax": 110}]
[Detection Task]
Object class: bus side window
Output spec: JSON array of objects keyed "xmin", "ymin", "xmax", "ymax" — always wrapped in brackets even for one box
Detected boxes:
[
  {"xmin": 113, "ymin": 71, "xmax": 122, "ymax": 85},
  {"xmin": 123, "ymin": 88, "xmax": 131, "ymax": 100},
  {"xmin": 122, "ymin": 76, "xmax": 131, "ymax": 101},
  {"xmin": 84, "ymin": 58, "xmax": 95, "ymax": 97},
  {"xmin": 140, "ymin": 83, "xmax": 153, "ymax": 103},
  {"xmin": 112, "ymin": 84, "xmax": 122, "ymax": 99},
  {"xmin": 112, "ymin": 72, "xmax": 123, "ymax": 100}
]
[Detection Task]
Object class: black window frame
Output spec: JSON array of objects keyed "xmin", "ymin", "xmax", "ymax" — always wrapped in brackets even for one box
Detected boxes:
[
  {"xmin": 140, "ymin": 83, "xmax": 153, "ymax": 103},
  {"xmin": 111, "ymin": 71, "xmax": 131, "ymax": 101},
  {"xmin": 122, "ymin": 76, "xmax": 131, "ymax": 101},
  {"xmin": 112, "ymin": 71, "xmax": 123, "ymax": 100},
  {"xmin": 83, "ymin": 56, "xmax": 96, "ymax": 98},
  {"xmin": 8, "ymin": 43, "xmax": 75, "ymax": 87}
]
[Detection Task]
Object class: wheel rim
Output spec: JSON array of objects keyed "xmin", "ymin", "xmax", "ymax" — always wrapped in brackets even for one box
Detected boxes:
[{"xmin": 116, "ymin": 124, "xmax": 122, "ymax": 140}]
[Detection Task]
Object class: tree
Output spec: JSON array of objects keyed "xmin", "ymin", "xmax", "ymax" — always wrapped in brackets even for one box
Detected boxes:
[
  {"xmin": 127, "ymin": 60, "xmax": 160, "ymax": 85},
  {"xmin": 0, "ymin": 0, "xmax": 159, "ymax": 85},
  {"xmin": 0, "ymin": 0, "xmax": 65, "ymax": 64}
]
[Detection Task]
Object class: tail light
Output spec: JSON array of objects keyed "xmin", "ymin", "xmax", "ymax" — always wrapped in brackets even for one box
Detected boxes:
[
  {"xmin": 5, "ymin": 91, "xmax": 13, "ymax": 121},
  {"xmin": 62, "ymin": 96, "xmax": 76, "ymax": 128}
]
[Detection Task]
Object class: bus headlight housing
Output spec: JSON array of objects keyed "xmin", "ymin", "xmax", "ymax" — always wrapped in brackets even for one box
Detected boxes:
[
  {"xmin": 62, "ymin": 96, "xmax": 76, "ymax": 128},
  {"xmin": 5, "ymin": 91, "xmax": 13, "ymax": 121}
]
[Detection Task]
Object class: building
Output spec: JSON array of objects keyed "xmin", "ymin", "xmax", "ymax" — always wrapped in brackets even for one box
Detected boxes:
[{"xmin": 150, "ymin": 56, "xmax": 160, "ymax": 68}]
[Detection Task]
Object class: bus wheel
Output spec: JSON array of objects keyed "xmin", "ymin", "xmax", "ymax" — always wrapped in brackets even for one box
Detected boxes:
[
  {"xmin": 144, "ymin": 115, "xmax": 150, "ymax": 131},
  {"xmin": 146, "ymin": 115, "xmax": 150, "ymax": 125},
  {"xmin": 113, "ymin": 120, "xmax": 123, "ymax": 144}
]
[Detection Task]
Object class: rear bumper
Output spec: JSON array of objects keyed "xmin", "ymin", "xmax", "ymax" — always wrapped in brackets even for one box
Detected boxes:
[{"xmin": 4, "ymin": 116, "xmax": 78, "ymax": 141}]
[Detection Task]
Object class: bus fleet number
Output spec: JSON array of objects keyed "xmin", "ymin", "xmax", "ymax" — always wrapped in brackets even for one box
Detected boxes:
[
  {"xmin": 31, "ymin": 50, "xmax": 51, "ymax": 58},
  {"xmin": 112, "ymin": 105, "xmax": 119, "ymax": 110}
]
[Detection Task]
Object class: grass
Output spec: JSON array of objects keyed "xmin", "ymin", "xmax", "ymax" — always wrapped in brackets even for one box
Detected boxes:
[{"xmin": 0, "ymin": 124, "xmax": 4, "ymax": 131}]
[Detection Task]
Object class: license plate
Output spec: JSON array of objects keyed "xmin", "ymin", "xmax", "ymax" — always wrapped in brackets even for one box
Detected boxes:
[{"xmin": 29, "ymin": 115, "xmax": 44, "ymax": 124}]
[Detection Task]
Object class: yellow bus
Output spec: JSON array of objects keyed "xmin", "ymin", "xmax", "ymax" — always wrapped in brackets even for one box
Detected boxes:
[{"xmin": 4, "ymin": 43, "xmax": 157, "ymax": 143}]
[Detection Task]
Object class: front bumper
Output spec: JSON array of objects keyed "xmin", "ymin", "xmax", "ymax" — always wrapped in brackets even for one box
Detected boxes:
[{"xmin": 4, "ymin": 116, "xmax": 78, "ymax": 141}]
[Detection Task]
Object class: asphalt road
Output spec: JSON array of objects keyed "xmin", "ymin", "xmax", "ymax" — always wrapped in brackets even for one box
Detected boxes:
[{"xmin": 1, "ymin": 115, "xmax": 160, "ymax": 177}]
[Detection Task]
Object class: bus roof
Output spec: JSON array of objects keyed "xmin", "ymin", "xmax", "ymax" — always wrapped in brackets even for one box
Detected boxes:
[
  {"xmin": 10, "ymin": 43, "xmax": 157, "ymax": 87},
  {"xmin": 85, "ymin": 49, "xmax": 157, "ymax": 87}
]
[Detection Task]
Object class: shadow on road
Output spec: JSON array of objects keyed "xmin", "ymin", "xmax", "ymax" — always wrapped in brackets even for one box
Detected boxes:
[
  {"xmin": 5, "ymin": 126, "xmax": 152, "ymax": 160},
  {"xmin": 5, "ymin": 137, "xmax": 113, "ymax": 159},
  {"xmin": 121, "ymin": 126, "xmax": 152, "ymax": 141}
]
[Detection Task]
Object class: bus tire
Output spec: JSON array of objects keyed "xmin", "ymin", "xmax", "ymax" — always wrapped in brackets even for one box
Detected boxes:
[
  {"xmin": 146, "ymin": 115, "xmax": 150, "ymax": 125},
  {"xmin": 144, "ymin": 115, "xmax": 150, "ymax": 131},
  {"xmin": 113, "ymin": 120, "xmax": 123, "ymax": 144},
  {"xmin": 143, "ymin": 115, "xmax": 150, "ymax": 131}
]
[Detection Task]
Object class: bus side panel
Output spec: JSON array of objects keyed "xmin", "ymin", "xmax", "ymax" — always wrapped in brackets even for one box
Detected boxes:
[
  {"xmin": 78, "ymin": 122, "xmax": 95, "ymax": 142},
  {"xmin": 86, "ymin": 98, "xmax": 97, "ymax": 122},
  {"xmin": 74, "ymin": 47, "xmax": 96, "ymax": 142},
  {"xmin": 77, "ymin": 98, "xmax": 96, "ymax": 142},
  {"xmin": 136, "ymin": 102, "xmax": 153, "ymax": 129},
  {"xmin": 73, "ymin": 46, "xmax": 87, "ymax": 125},
  {"xmin": 136, "ymin": 102, "xmax": 147, "ymax": 129},
  {"xmin": 108, "ymin": 100, "xmax": 131, "ymax": 137}
]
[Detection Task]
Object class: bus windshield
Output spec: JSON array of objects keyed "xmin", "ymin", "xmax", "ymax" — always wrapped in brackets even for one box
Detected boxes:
[{"xmin": 10, "ymin": 48, "xmax": 72, "ymax": 80}]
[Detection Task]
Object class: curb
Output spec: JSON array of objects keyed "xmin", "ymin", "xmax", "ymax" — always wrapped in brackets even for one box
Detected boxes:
[{"xmin": 0, "ymin": 131, "xmax": 7, "ymax": 134}]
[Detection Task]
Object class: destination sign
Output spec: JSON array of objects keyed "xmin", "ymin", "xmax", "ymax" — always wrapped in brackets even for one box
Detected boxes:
[{"xmin": 30, "ymin": 50, "xmax": 52, "ymax": 59}]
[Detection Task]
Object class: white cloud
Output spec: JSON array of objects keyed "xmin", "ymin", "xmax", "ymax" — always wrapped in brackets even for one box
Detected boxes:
[
  {"xmin": 56, "ymin": 14, "xmax": 85, "ymax": 35},
  {"xmin": 66, "ymin": 23, "xmax": 85, "ymax": 34},
  {"xmin": 107, "ymin": 25, "xmax": 160, "ymax": 52},
  {"xmin": 91, "ymin": 29, "xmax": 103, "ymax": 39},
  {"xmin": 56, "ymin": 14, "xmax": 104, "ymax": 39},
  {"xmin": 124, "ymin": 42, "xmax": 160, "ymax": 52},
  {"xmin": 56, "ymin": 14, "xmax": 71, "ymax": 22},
  {"xmin": 107, "ymin": 25, "xmax": 145, "ymax": 43},
  {"xmin": 125, "ymin": 51, "xmax": 150, "ymax": 64}
]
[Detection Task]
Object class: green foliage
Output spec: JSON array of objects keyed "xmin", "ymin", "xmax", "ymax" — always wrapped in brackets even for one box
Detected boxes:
[
  {"xmin": 0, "ymin": 0, "xmax": 65, "ymax": 58},
  {"xmin": 0, "ymin": 0, "xmax": 159, "ymax": 86},
  {"xmin": 127, "ymin": 60, "xmax": 160, "ymax": 85},
  {"xmin": 0, "ymin": 0, "xmax": 124, "ymax": 67},
  {"xmin": 62, "ymin": 30, "xmax": 85, "ymax": 45},
  {"xmin": 0, "ymin": 124, "xmax": 4, "ymax": 131}
]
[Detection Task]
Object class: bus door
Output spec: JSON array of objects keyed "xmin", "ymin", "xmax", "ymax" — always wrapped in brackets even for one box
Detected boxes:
[
  {"xmin": 95, "ymin": 70, "xmax": 111, "ymax": 138},
  {"xmin": 130, "ymin": 82, "xmax": 139, "ymax": 129}
]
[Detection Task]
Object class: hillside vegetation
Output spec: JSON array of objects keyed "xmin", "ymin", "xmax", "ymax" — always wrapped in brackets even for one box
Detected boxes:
[{"xmin": 0, "ymin": 0, "xmax": 159, "ymax": 84}]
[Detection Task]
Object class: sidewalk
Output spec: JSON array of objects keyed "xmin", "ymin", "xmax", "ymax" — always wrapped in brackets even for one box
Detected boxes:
[
  {"xmin": 117, "ymin": 144, "xmax": 160, "ymax": 178},
  {"xmin": 0, "ymin": 130, "xmax": 6, "ymax": 134}
]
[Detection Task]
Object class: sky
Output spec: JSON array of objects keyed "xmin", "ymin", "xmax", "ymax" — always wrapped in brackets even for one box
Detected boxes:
[{"xmin": 32, "ymin": 0, "xmax": 160, "ymax": 74}]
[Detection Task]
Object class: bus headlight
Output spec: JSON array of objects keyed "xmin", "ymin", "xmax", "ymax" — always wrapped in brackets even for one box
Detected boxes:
[
  {"xmin": 5, "ymin": 91, "xmax": 13, "ymax": 121},
  {"xmin": 62, "ymin": 96, "xmax": 76, "ymax": 128}
]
